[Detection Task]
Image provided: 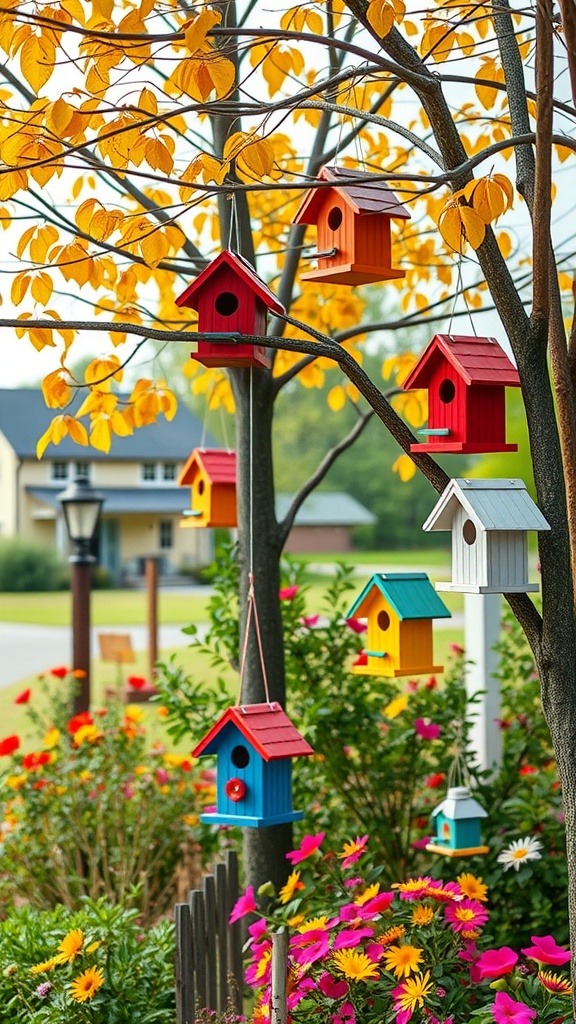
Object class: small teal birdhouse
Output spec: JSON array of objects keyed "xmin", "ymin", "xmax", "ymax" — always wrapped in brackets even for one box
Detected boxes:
[
  {"xmin": 191, "ymin": 702, "xmax": 313, "ymax": 828},
  {"xmin": 426, "ymin": 786, "xmax": 489, "ymax": 857}
]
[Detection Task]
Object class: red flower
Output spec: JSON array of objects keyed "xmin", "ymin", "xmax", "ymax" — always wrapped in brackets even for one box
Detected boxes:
[
  {"xmin": 353, "ymin": 653, "xmax": 368, "ymax": 667},
  {"xmin": 519, "ymin": 765, "xmax": 538, "ymax": 775},
  {"xmin": 67, "ymin": 712, "xmax": 94, "ymax": 734},
  {"xmin": 127, "ymin": 676, "xmax": 147, "ymax": 690},
  {"xmin": 346, "ymin": 618, "xmax": 367, "ymax": 634},
  {"xmin": 279, "ymin": 585, "xmax": 299, "ymax": 600},
  {"xmin": 32, "ymin": 778, "xmax": 49, "ymax": 790},
  {"xmin": 0, "ymin": 735, "xmax": 20, "ymax": 756},
  {"xmin": 425, "ymin": 676, "xmax": 437, "ymax": 690},
  {"xmin": 22, "ymin": 751, "xmax": 50, "ymax": 770},
  {"xmin": 425, "ymin": 772, "xmax": 446, "ymax": 789},
  {"xmin": 50, "ymin": 666, "xmax": 69, "ymax": 679},
  {"xmin": 14, "ymin": 688, "xmax": 31, "ymax": 705}
]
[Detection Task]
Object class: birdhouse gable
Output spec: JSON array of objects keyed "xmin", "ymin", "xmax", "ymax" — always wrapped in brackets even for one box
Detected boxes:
[
  {"xmin": 423, "ymin": 479, "xmax": 551, "ymax": 534},
  {"xmin": 294, "ymin": 165, "xmax": 411, "ymax": 225},
  {"xmin": 431, "ymin": 788, "xmax": 488, "ymax": 821},
  {"xmin": 175, "ymin": 250, "xmax": 285, "ymax": 317},
  {"xmin": 191, "ymin": 703, "xmax": 313, "ymax": 762},
  {"xmin": 347, "ymin": 572, "xmax": 451, "ymax": 622},
  {"xmin": 402, "ymin": 335, "xmax": 520, "ymax": 391},
  {"xmin": 178, "ymin": 448, "xmax": 236, "ymax": 488}
]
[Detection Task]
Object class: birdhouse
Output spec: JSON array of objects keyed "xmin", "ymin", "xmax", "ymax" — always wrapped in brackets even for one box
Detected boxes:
[
  {"xmin": 346, "ymin": 573, "xmax": 451, "ymax": 678},
  {"xmin": 178, "ymin": 448, "xmax": 237, "ymax": 528},
  {"xmin": 426, "ymin": 786, "xmax": 489, "ymax": 857},
  {"xmin": 191, "ymin": 702, "xmax": 314, "ymax": 827},
  {"xmin": 401, "ymin": 334, "xmax": 520, "ymax": 453},
  {"xmin": 423, "ymin": 478, "xmax": 550, "ymax": 594},
  {"xmin": 175, "ymin": 250, "xmax": 285, "ymax": 368},
  {"xmin": 293, "ymin": 165, "xmax": 411, "ymax": 286}
]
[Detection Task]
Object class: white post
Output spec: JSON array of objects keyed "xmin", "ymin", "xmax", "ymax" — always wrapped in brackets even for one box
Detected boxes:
[
  {"xmin": 464, "ymin": 592, "xmax": 502, "ymax": 771},
  {"xmin": 271, "ymin": 929, "xmax": 288, "ymax": 1024}
]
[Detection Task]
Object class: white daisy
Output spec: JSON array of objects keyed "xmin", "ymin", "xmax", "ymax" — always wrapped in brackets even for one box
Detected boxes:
[{"xmin": 497, "ymin": 836, "xmax": 543, "ymax": 871}]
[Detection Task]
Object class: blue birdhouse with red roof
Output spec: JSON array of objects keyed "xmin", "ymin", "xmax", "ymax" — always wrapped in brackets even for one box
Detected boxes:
[
  {"xmin": 191, "ymin": 703, "xmax": 313, "ymax": 827},
  {"xmin": 401, "ymin": 334, "xmax": 520, "ymax": 454},
  {"xmin": 426, "ymin": 786, "xmax": 489, "ymax": 857},
  {"xmin": 175, "ymin": 250, "xmax": 285, "ymax": 368}
]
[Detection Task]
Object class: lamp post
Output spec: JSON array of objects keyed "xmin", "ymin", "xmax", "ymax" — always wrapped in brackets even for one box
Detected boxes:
[{"xmin": 58, "ymin": 478, "xmax": 105, "ymax": 714}]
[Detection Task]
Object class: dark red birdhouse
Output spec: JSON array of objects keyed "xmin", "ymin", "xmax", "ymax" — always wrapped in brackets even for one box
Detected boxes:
[
  {"xmin": 401, "ymin": 334, "xmax": 521, "ymax": 454},
  {"xmin": 293, "ymin": 165, "xmax": 411, "ymax": 286},
  {"xmin": 175, "ymin": 250, "xmax": 285, "ymax": 368}
]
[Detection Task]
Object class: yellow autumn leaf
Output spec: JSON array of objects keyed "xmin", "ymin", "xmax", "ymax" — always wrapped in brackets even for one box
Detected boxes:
[
  {"xmin": 46, "ymin": 97, "xmax": 75, "ymax": 136},
  {"xmin": 382, "ymin": 352, "xmax": 417, "ymax": 385},
  {"xmin": 11, "ymin": 272, "xmax": 31, "ymax": 305},
  {"xmin": 90, "ymin": 414, "xmax": 112, "ymax": 452},
  {"xmin": 20, "ymin": 35, "xmax": 56, "ymax": 92},
  {"xmin": 183, "ymin": 9, "xmax": 221, "ymax": 54},
  {"xmin": 30, "ymin": 272, "xmax": 54, "ymax": 305},
  {"xmin": 36, "ymin": 414, "xmax": 87, "ymax": 459},
  {"xmin": 496, "ymin": 231, "xmax": 512, "ymax": 259},
  {"xmin": 460, "ymin": 207, "xmax": 486, "ymax": 249},
  {"xmin": 393, "ymin": 391, "xmax": 427, "ymax": 428},
  {"xmin": 110, "ymin": 410, "xmax": 133, "ymax": 436},
  {"xmin": 366, "ymin": 0, "xmax": 397, "ymax": 36},
  {"xmin": 558, "ymin": 272, "xmax": 574, "ymax": 291},
  {"xmin": 327, "ymin": 385, "xmax": 346, "ymax": 411},
  {"xmin": 42, "ymin": 370, "xmax": 73, "ymax": 409},
  {"xmin": 85, "ymin": 356, "xmax": 123, "ymax": 387},
  {"xmin": 392, "ymin": 453, "xmax": 416, "ymax": 482}
]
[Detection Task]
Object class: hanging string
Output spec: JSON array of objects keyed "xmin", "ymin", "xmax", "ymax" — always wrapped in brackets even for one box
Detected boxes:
[
  {"xmin": 228, "ymin": 192, "xmax": 239, "ymax": 251},
  {"xmin": 448, "ymin": 255, "xmax": 478, "ymax": 337},
  {"xmin": 446, "ymin": 721, "xmax": 471, "ymax": 790},
  {"xmin": 237, "ymin": 365, "xmax": 271, "ymax": 706}
]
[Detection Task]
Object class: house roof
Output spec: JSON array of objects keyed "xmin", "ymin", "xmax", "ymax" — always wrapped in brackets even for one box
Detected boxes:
[
  {"xmin": 175, "ymin": 249, "xmax": 286, "ymax": 315},
  {"xmin": 179, "ymin": 448, "xmax": 236, "ymax": 486},
  {"xmin": 191, "ymin": 702, "xmax": 314, "ymax": 761},
  {"xmin": 27, "ymin": 486, "xmax": 189, "ymax": 516},
  {"xmin": 422, "ymin": 478, "xmax": 551, "ymax": 533},
  {"xmin": 294, "ymin": 165, "xmax": 412, "ymax": 225},
  {"xmin": 402, "ymin": 335, "xmax": 521, "ymax": 391},
  {"xmin": 431, "ymin": 786, "xmax": 488, "ymax": 820},
  {"xmin": 0, "ymin": 389, "xmax": 214, "ymax": 460},
  {"xmin": 347, "ymin": 572, "xmax": 451, "ymax": 620},
  {"xmin": 276, "ymin": 491, "xmax": 376, "ymax": 527}
]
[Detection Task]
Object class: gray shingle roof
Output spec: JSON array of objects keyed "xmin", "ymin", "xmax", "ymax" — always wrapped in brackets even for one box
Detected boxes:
[
  {"xmin": 422, "ymin": 478, "xmax": 550, "ymax": 533},
  {"xmin": 0, "ymin": 389, "xmax": 214, "ymax": 460},
  {"xmin": 276, "ymin": 491, "xmax": 376, "ymax": 527},
  {"xmin": 27, "ymin": 487, "xmax": 188, "ymax": 515}
]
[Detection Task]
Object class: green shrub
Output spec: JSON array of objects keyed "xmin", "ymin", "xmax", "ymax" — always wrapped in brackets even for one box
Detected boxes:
[
  {"xmin": 0, "ymin": 898, "xmax": 175, "ymax": 1023},
  {"xmin": 0, "ymin": 539, "xmax": 68, "ymax": 592},
  {"xmin": 0, "ymin": 675, "xmax": 224, "ymax": 925}
]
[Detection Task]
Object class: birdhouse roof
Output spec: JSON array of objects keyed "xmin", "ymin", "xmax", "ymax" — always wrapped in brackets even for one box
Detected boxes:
[
  {"xmin": 178, "ymin": 448, "xmax": 236, "ymax": 487},
  {"xmin": 191, "ymin": 702, "xmax": 314, "ymax": 761},
  {"xmin": 431, "ymin": 786, "xmax": 488, "ymax": 820},
  {"xmin": 347, "ymin": 572, "xmax": 451, "ymax": 621},
  {"xmin": 402, "ymin": 335, "xmax": 520, "ymax": 391},
  {"xmin": 293, "ymin": 165, "xmax": 411, "ymax": 225},
  {"xmin": 422, "ymin": 478, "xmax": 551, "ymax": 533},
  {"xmin": 175, "ymin": 250, "xmax": 286, "ymax": 315}
]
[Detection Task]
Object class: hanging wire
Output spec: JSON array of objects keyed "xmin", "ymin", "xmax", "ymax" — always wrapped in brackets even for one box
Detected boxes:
[
  {"xmin": 446, "ymin": 721, "xmax": 471, "ymax": 790},
  {"xmin": 228, "ymin": 192, "xmax": 239, "ymax": 251},
  {"xmin": 237, "ymin": 365, "xmax": 272, "ymax": 706},
  {"xmin": 448, "ymin": 255, "xmax": 478, "ymax": 337}
]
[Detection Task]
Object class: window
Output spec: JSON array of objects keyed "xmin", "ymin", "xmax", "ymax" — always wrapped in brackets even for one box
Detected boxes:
[
  {"xmin": 51, "ymin": 462, "xmax": 68, "ymax": 481},
  {"xmin": 159, "ymin": 520, "xmax": 173, "ymax": 549},
  {"xmin": 75, "ymin": 461, "xmax": 90, "ymax": 481},
  {"xmin": 142, "ymin": 463, "xmax": 157, "ymax": 481},
  {"xmin": 163, "ymin": 463, "xmax": 177, "ymax": 481}
]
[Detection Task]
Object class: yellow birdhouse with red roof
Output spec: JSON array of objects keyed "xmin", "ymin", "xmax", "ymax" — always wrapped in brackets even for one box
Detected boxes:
[
  {"xmin": 347, "ymin": 573, "xmax": 451, "ymax": 678},
  {"xmin": 178, "ymin": 448, "xmax": 236, "ymax": 528}
]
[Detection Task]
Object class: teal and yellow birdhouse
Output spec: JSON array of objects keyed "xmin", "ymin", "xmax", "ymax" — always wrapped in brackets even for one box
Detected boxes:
[
  {"xmin": 347, "ymin": 572, "xmax": 451, "ymax": 678},
  {"xmin": 426, "ymin": 786, "xmax": 489, "ymax": 857}
]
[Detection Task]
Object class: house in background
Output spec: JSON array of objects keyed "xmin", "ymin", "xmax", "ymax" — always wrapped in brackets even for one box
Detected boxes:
[
  {"xmin": 0, "ymin": 389, "xmax": 215, "ymax": 583},
  {"xmin": 276, "ymin": 492, "xmax": 376, "ymax": 553}
]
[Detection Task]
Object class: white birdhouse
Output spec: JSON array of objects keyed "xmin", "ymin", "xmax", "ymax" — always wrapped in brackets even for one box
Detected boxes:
[{"xmin": 422, "ymin": 478, "xmax": 550, "ymax": 594}]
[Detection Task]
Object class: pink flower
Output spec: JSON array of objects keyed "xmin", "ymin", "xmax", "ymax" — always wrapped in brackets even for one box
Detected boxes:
[
  {"xmin": 333, "ymin": 927, "xmax": 374, "ymax": 950},
  {"xmin": 338, "ymin": 834, "xmax": 369, "ymax": 869},
  {"xmin": 491, "ymin": 991, "xmax": 536, "ymax": 1024},
  {"xmin": 414, "ymin": 718, "xmax": 441, "ymax": 740},
  {"xmin": 288, "ymin": 976, "xmax": 316, "ymax": 1007},
  {"xmin": 411, "ymin": 837, "xmax": 433, "ymax": 849},
  {"xmin": 279, "ymin": 586, "xmax": 299, "ymax": 600},
  {"xmin": 345, "ymin": 618, "xmax": 367, "ymax": 634},
  {"xmin": 333, "ymin": 1001, "xmax": 356, "ymax": 1024},
  {"xmin": 14, "ymin": 688, "xmax": 31, "ymax": 704},
  {"xmin": 291, "ymin": 929, "xmax": 330, "ymax": 966},
  {"xmin": 229, "ymin": 885, "xmax": 257, "ymax": 923},
  {"xmin": 286, "ymin": 832, "xmax": 325, "ymax": 865},
  {"xmin": 319, "ymin": 973, "xmax": 348, "ymax": 999},
  {"xmin": 155, "ymin": 768, "xmax": 170, "ymax": 785},
  {"xmin": 520, "ymin": 936, "xmax": 571, "ymax": 965},
  {"xmin": 471, "ymin": 947, "xmax": 518, "ymax": 982},
  {"xmin": 300, "ymin": 614, "xmax": 320, "ymax": 627},
  {"xmin": 248, "ymin": 919, "xmax": 268, "ymax": 944},
  {"xmin": 450, "ymin": 644, "xmax": 465, "ymax": 655},
  {"xmin": 444, "ymin": 898, "xmax": 489, "ymax": 933}
]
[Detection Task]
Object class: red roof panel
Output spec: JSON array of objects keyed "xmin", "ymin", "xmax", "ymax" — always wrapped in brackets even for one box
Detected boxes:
[
  {"xmin": 294, "ymin": 165, "xmax": 411, "ymax": 224},
  {"xmin": 178, "ymin": 448, "xmax": 236, "ymax": 487},
  {"xmin": 175, "ymin": 250, "xmax": 285, "ymax": 315},
  {"xmin": 402, "ymin": 335, "xmax": 520, "ymax": 390},
  {"xmin": 192, "ymin": 702, "xmax": 314, "ymax": 761}
]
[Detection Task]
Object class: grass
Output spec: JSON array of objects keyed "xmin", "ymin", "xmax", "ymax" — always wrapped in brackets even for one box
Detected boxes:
[
  {"xmin": 0, "ymin": 589, "xmax": 213, "ymax": 627},
  {"xmin": 300, "ymin": 547, "xmax": 452, "ymax": 568}
]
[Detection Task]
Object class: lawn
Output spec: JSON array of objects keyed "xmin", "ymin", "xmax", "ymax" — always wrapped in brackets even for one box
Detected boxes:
[{"xmin": 0, "ymin": 589, "xmax": 213, "ymax": 626}]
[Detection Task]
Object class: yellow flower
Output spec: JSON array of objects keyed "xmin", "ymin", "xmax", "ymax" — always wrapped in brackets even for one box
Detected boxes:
[
  {"xmin": 255, "ymin": 950, "xmax": 271, "ymax": 981},
  {"xmin": 70, "ymin": 966, "xmax": 105, "ymax": 1002},
  {"xmin": 383, "ymin": 944, "xmax": 424, "ymax": 978},
  {"xmin": 253, "ymin": 1003, "xmax": 270, "ymax": 1020},
  {"xmin": 279, "ymin": 870, "xmax": 305, "ymax": 905},
  {"xmin": 394, "ymin": 970, "xmax": 433, "ymax": 1013},
  {"xmin": 56, "ymin": 929, "xmax": 84, "ymax": 963},
  {"xmin": 124, "ymin": 706, "xmax": 144, "ymax": 723},
  {"xmin": 44, "ymin": 728, "xmax": 60, "ymax": 748},
  {"xmin": 457, "ymin": 872, "xmax": 489, "ymax": 902},
  {"xmin": 355, "ymin": 883, "xmax": 380, "ymax": 906},
  {"xmin": 73, "ymin": 725, "xmax": 102, "ymax": 745},
  {"xmin": 86, "ymin": 940, "xmax": 103, "ymax": 954},
  {"xmin": 79, "ymin": 770, "xmax": 93, "ymax": 782},
  {"xmin": 411, "ymin": 905, "xmax": 435, "ymax": 926},
  {"xmin": 30, "ymin": 958, "xmax": 59, "ymax": 974},
  {"xmin": 332, "ymin": 949, "xmax": 380, "ymax": 982},
  {"xmin": 287, "ymin": 914, "xmax": 305, "ymax": 928},
  {"xmin": 383, "ymin": 694, "xmax": 409, "ymax": 719},
  {"xmin": 134, "ymin": 765, "xmax": 149, "ymax": 775},
  {"xmin": 183, "ymin": 813, "xmax": 199, "ymax": 826},
  {"xmin": 5, "ymin": 774, "xmax": 27, "ymax": 790},
  {"xmin": 297, "ymin": 916, "xmax": 328, "ymax": 932},
  {"xmin": 378, "ymin": 925, "xmax": 406, "ymax": 946},
  {"xmin": 156, "ymin": 706, "xmax": 169, "ymax": 718},
  {"xmin": 538, "ymin": 970, "xmax": 573, "ymax": 995}
]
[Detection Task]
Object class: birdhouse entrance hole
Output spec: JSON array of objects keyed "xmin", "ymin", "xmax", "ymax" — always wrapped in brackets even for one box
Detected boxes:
[
  {"xmin": 328, "ymin": 206, "xmax": 343, "ymax": 230},
  {"xmin": 439, "ymin": 379, "xmax": 456, "ymax": 404},
  {"xmin": 197, "ymin": 479, "xmax": 205, "ymax": 495},
  {"xmin": 377, "ymin": 610, "xmax": 391, "ymax": 631},
  {"xmin": 231, "ymin": 744, "xmax": 250, "ymax": 768},
  {"xmin": 215, "ymin": 291, "xmax": 239, "ymax": 316},
  {"xmin": 462, "ymin": 520, "xmax": 477, "ymax": 546}
]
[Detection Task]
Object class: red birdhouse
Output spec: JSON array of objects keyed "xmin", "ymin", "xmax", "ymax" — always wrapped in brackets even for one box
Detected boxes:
[
  {"xmin": 401, "ymin": 334, "xmax": 521, "ymax": 454},
  {"xmin": 175, "ymin": 250, "xmax": 285, "ymax": 368},
  {"xmin": 293, "ymin": 165, "xmax": 411, "ymax": 286},
  {"xmin": 178, "ymin": 448, "xmax": 237, "ymax": 528}
]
